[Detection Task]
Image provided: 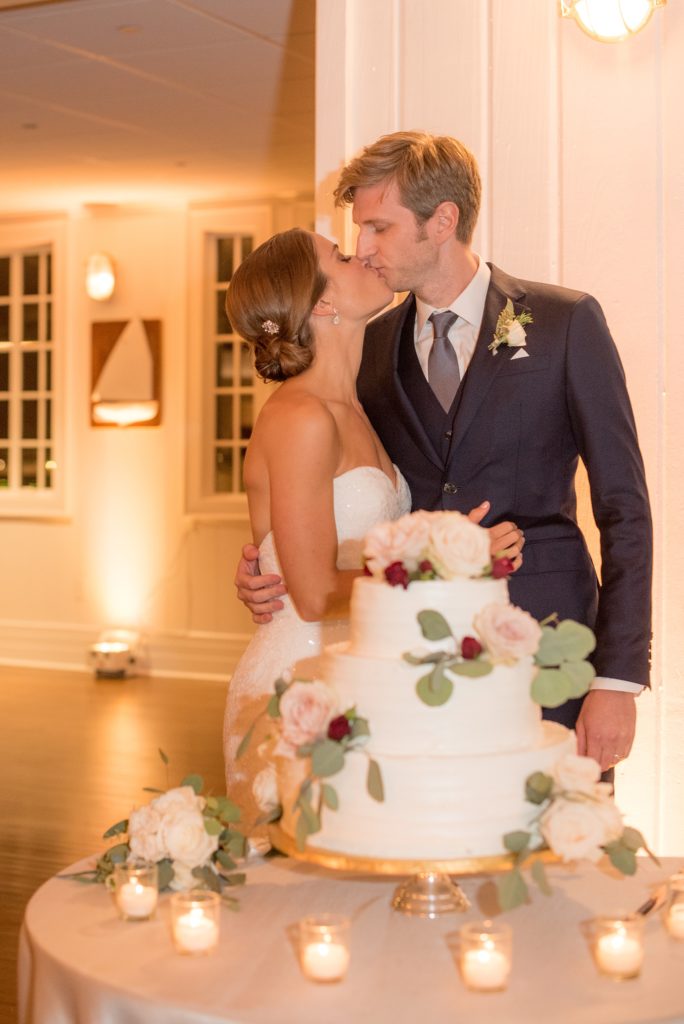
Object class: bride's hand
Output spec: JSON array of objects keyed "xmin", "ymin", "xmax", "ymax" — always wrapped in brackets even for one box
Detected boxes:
[
  {"xmin": 235, "ymin": 543, "xmax": 287, "ymax": 624},
  {"xmin": 467, "ymin": 502, "xmax": 525, "ymax": 572}
]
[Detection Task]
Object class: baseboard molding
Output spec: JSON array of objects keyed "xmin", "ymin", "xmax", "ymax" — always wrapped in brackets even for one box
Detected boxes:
[{"xmin": 0, "ymin": 620, "xmax": 251, "ymax": 680}]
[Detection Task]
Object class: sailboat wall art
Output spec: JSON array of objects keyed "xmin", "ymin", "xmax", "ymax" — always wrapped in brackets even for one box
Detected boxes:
[{"xmin": 91, "ymin": 319, "xmax": 162, "ymax": 427}]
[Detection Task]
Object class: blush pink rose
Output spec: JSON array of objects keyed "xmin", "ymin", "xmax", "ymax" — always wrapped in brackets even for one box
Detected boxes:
[
  {"xmin": 363, "ymin": 512, "xmax": 433, "ymax": 577},
  {"xmin": 428, "ymin": 513, "xmax": 491, "ymax": 579},
  {"xmin": 275, "ymin": 681, "xmax": 338, "ymax": 757},
  {"xmin": 473, "ymin": 603, "xmax": 542, "ymax": 663}
]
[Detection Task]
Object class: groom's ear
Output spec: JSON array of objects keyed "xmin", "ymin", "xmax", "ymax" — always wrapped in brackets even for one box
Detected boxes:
[{"xmin": 432, "ymin": 201, "xmax": 459, "ymax": 243}]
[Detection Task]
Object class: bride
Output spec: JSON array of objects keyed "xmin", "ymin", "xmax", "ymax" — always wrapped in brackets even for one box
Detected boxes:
[{"xmin": 222, "ymin": 228, "xmax": 520, "ymax": 830}]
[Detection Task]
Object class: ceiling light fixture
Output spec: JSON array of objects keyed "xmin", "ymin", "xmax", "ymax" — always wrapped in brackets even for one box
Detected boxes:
[
  {"xmin": 86, "ymin": 252, "xmax": 116, "ymax": 301},
  {"xmin": 560, "ymin": 0, "xmax": 666, "ymax": 42}
]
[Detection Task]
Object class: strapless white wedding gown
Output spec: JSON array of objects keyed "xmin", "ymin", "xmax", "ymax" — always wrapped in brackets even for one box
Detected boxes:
[{"xmin": 223, "ymin": 465, "xmax": 411, "ymax": 829}]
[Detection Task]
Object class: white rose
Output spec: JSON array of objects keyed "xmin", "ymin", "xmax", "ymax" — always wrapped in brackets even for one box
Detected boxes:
[
  {"xmin": 127, "ymin": 805, "xmax": 166, "ymax": 862},
  {"xmin": 363, "ymin": 513, "xmax": 432, "ymax": 576},
  {"xmin": 591, "ymin": 792, "xmax": 624, "ymax": 844},
  {"xmin": 552, "ymin": 754, "xmax": 601, "ymax": 795},
  {"xmin": 252, "ymin": 763, "xmax": 280, "ymax": 814},
  {"xmin": 427, "ymin": 513, "xmax": 491, "ymax": 579},
  {"xmin": 277, "ymin": 681, "xmax": 338, "ymax": 751},
  {"xmin": 168, "ymin": 860, "xmax": 198, "ymax": 892},
  {"xmin": 152, "ymin": 785, "xmax": 204, "ymax": 816},
  {"xmin": 474, "ymin": 602, "xmax": 542, "ymax": 663},
  {"xmin": 540, "ymin": 798, "xmax": 609, "ymax": 863},
  {"xmin": 505, "ymin": 319, "xmax": 527, "ymax": 347},
  {"xmin": 161, "ymin": 806, "xmax": 218, "ymax": 869}
]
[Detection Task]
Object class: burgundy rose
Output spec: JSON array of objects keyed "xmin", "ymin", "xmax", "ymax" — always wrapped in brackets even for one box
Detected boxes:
[
  {"xmin": 385, "ymin": 561, "xmax": 410, "ymax": 589},
  {"xmin": 419, "ymin": 559, "xmax": 434, "ymax": 574},
  {"xmin": 492, "ymin": 556, "xmax": 515, "ymax": 579},
  {"xmin": 461, "ymin": 636, "xmax": 483, "ymax": 660},
  {"xmin": 327, "ymin": 715, "xmax": 352, "ymax": 741}
]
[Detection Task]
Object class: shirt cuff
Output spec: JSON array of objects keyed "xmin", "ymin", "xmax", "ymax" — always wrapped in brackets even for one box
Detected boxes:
[{"xmin": 590, "ymin": 676, "xmax": 645, "ymax": 694}]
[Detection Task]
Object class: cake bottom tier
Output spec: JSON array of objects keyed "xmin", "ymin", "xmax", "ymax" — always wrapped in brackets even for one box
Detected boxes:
[{"xmin": 284, "ymin": 722, "xmax": 576, "ymax": 860}]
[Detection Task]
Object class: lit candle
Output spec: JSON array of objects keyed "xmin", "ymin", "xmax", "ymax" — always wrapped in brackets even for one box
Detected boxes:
[
  {"xmin": 666, "ymin": 904, "xmax": 684, "ymax": 939},
  {"xmin": 116, "ymin": 880, "xmax": 157, "ymax": 920},
  {"xmin": 595, "ymin": 929, "xmax": 643, "ymax": 977},
  {"xmin": 301, "ymin": 940, "xmax": 350, "ymax": 982},
  {"xmin": 173, "ymin": 907, "xmax": 219, "ymax": 954},
  {"xmin": 461, "ymin": 946, "xmax": 510, "ymax": 991}
]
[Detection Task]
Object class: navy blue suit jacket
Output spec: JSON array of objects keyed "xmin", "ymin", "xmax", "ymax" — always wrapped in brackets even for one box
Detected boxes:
[{"xmin": 357, "ymin": 265, "xmax": 652, "ymax": 725}]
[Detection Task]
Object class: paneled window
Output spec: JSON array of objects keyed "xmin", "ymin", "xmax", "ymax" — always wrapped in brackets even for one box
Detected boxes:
[
  {"xmin": 0, "ymin": 245, "xmax": 57, "ymax": 498},
  {"xmin": 212, "ymin": 234, "xmax": 255, "ymax": 495}
]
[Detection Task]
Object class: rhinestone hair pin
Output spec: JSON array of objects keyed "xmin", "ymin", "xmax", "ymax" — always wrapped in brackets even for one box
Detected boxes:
[{"xmin": 261, "ymin": 319, "xmax": 279, "ymax": 336}]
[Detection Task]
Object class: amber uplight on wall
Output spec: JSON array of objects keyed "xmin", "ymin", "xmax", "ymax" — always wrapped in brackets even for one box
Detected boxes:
[{"xmin": 91, "ymin": 319, "xmax": 162, "ymax": 427}]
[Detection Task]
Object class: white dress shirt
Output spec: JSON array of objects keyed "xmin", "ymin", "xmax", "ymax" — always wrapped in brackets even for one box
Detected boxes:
[{"xmin": 413, "ymin": 257, "xmax": 642, "ymax": 696}]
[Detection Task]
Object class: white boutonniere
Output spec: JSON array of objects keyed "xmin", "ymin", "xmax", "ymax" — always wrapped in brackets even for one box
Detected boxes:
[{"xmin": 488, "ymin": 299, "xmax": 533, "ymax": 356}]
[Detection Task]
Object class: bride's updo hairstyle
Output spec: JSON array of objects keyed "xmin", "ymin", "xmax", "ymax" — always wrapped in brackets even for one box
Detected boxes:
[{"xmin": 225, "ymin": 228, "xmax": 328, "ymax": 382}]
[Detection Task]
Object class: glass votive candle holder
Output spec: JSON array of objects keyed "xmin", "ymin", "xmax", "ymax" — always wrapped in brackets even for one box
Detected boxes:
[
  {"xmin": 458, "ymin": 920, "xmax": 512, "ymax": 992},
  {"xmin": 170, "ymin": 890, "xmax": 221, "ymax": 955},
  {"xmin": 588, "ymin": 916, "xmax": 644, "ymax": 980},
  {"xmin": 298, "ymin": 914, "xmax": 351, "ymax": 983},
  {"xmin": 113, "ymin": 860, "xmax": 158, "ymax": 921},
  {"xmin": 664, "ymin": 873, "xmax": 684, "ymax": 939}
]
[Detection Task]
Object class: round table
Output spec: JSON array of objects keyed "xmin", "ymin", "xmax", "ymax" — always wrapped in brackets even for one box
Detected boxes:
[{"xmin": 18, "ymin": 854, "xmax": 684, "ymax": 1024}]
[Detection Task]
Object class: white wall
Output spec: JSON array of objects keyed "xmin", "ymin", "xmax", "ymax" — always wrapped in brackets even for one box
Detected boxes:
[{"xmin": 315, "ymin": 0, "xmax": 682, "ymax": 852}]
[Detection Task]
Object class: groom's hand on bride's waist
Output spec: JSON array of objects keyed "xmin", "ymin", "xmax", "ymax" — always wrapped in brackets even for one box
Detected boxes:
[{"xmin": 235, "ymin": 543, "xmax": 287, "ymax": 624}]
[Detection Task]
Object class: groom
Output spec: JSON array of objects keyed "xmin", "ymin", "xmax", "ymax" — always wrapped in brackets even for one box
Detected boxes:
[{"xmin": 237, "ymin": 131, "xmax": 652, "ymax": 773}]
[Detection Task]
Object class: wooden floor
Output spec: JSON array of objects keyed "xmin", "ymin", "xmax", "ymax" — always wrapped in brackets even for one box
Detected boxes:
[{"xmin": 0, "ymin": 664, "xmax": 228, "ymax": 1024}]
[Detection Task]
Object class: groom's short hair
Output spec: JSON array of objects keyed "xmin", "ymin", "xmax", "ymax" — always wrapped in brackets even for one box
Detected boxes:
[{"xmin": 334, "ymin": 130, "xmax": 482, "ymax": 244}]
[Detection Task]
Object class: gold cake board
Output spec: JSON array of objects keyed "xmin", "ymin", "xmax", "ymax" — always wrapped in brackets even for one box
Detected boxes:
[{"xmin": 269, "ymin": 824, "xmax": 557, "ymax": 918}]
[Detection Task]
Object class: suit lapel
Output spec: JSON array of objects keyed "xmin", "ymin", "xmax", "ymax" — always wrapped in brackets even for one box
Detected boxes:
[
  {"xmin": 385, "ymin": 296, "xmax": 444, "ymax": 470},
  {"xmin": 450, "ymin": 265, "xmax": 526, "ymax": 452}
]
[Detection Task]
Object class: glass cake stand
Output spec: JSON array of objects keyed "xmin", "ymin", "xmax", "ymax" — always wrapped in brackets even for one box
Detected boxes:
[{"xmin": 269, "ymin": 824, "xmax": 557, "ymax": 919}]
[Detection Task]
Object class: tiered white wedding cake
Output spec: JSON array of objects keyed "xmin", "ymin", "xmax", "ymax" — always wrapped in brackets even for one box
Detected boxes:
[{"xmin": 260, "ymin": 511, "xmax": 593, "ymax": 861}]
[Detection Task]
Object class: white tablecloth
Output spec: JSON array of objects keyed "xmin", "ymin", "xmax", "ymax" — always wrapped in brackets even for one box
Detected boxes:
[{"xmin": 18, "ymin": 854, "xmax": 684, "ymax": 1024}]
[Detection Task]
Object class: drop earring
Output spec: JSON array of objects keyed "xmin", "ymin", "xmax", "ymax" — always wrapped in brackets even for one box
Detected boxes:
[{"xmin": 332, "ymin": 308, "xmax": 340, "ymax": 326}]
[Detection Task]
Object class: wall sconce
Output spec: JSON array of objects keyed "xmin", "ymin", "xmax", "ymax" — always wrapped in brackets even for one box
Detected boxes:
[
  {"xmin": 86, "ymin": 252, "xmax": 116, "ymax": 301},
  {"xmin": 88, "ymin": 629, "xmax": 142, "ymax": 679},
  {"xmin": 91, "ymin": 318, "xmax": 162, "ymax": 427},
  {"xmin": 560, "ymin": 0, "xmax": 666, "ymax": 42}
]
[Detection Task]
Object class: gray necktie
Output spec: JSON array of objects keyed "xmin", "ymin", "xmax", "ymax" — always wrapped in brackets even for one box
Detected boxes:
[{"xmin": 428, "ymin": 310, "xmax": 460, "ymax": 412}]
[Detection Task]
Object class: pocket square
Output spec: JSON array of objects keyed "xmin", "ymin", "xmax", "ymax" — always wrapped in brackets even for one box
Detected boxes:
[{"xmin": 510, "ymin": 349, "xmax": 529, "ymax": 360}]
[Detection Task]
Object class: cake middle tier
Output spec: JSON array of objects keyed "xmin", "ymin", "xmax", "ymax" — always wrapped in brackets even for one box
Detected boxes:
[{"xmin": 323, "ymin": 643, "xmax": 542, "ymax": 755}]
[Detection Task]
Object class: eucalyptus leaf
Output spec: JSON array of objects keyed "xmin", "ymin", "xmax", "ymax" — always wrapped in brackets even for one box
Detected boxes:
[
  {"xmin": 535, "ymin": 620, "xmax": 596, "ymax": 666},
  {"xmin": 204, "ymin": 816, "xmax": 223, "ymax": 836},
  {"xmin": 448, "ymin": 659, "xmax": 493, "ymax": 678},
  {"xmin": 322, "ymin": 783, "xmax": 339, "ymax": 810},
  {"xmin": 604, "ymin": 841, "xmax": 637, "ymax": 876},
  {"xmin": 215, "ymin": 850, "xmax": 237, "ymax": 871},
  {"xmin": 297, "ymin": 794, "xmax": 321, "ymax": 834},
  {"xmin": 236, "ymin": 721, "xmax": 256, "ymax": 760},
  {"xmin": 158, "ymin": 748, "xmax": 170, "ymax": 765},
  {"xmin": 621, "ymin": 826, "xmax": 645, "ymax": 852},
  {"xmin": 530, "ymin": 667, "xmax": 572, "ymax": 708},
  {"xmin": 102, "ymin": 818, "xmax": 128, "ymax": 840},
  {"xmin": 366, "ymin": 758, "xmax": 384, "ymax": 802},
  {"xmin": 142, "ymin": 787, "xmax": 164, "ymax": 794},
  {"xmin": 221, "ymin": 894, "xmax": 241, "ymax": 911},
  {"xmin": 225, "ymin": 832, "xmax": 247, "ymax": 858},
  {"xmin": 503, "ymin": 830, "xmax": 532, "ymax": 854},
  {"xmin": 531, "ymin": 858, "xmax": 552, "ymax": 896},
  {"xmin": 561, "ymin": 659, "xmax": 595, "ymax": 697},
  {"xmin": 215, "ymin": 796, "xmax": 242, "ymax": 823},
  {"xmin": 416, "ymin": 671, "xmax": 453, "ymax": 706},
  {"xmin": 192, "ymin": 864, "xmax": 222, "ymax": 893},
  {"xmin": 157, "ymin": 859, "xmax": 174, "ymax": 890},
  {"xmin": 106, "ymin": 842, "xmax": 130, "ymax": 864},
  {"xmin": 181, "ymin": 773, "xmax": 203, "ymax": 794},
  {"xmin": 222, "ymin": 872, "xmax": 246, "ymax": 887},
  {"xmin": 205, "ymin": 796, "xmax": 218, "ymax": 811},
  {"xmin": 267, "ymin": 693, "xmax": 281, "ymax": 718},
  {"xmin": 274, "ymin": 676, "xmax": 290, "ymax": 697},
  {"xmin": 311, "ymin": 738, "xmax": 345, "ymax": 778},
  {"xmin": 417, "ymin": 609, "xmax": 452, "ymax": 641},
  {"xmin": 525, "ymin": 771, "xmax": 554, "ymax": 804},
  {"xmin": 402, "ymin": 651, "xmax": 444, "ymax": 666},
  {"xmin": 351, "ymin": 717, "xmax": 370, "ymax": 740},
  {"xmin": 295, "ymin": 812, "xmax": 309, "ymax": 851},
  {"xmin": 496, "ymin": 868, "xmax": 529, "ymax": 912}
]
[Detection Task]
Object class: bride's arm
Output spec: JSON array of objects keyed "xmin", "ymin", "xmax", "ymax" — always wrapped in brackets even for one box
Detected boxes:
[{"xmin": 263, "ymin": 396, "xmax": 359, "ymax": 622}]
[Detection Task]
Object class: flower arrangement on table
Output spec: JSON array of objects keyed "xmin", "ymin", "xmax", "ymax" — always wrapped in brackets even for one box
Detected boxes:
[
  {"xmin": 363, "ymin": 511, "xmax": 596, "ymax": 709},
  {"xmin": 239, "ymin": 676, "xmax": 383, "ymax": 850},
  {"xmin": 497, "ymin": 753, "xmax": 659, "ymax": 911},
  {"xmin": 65, "ymin": 750, "xmax": 247, "ymax": 906}
]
